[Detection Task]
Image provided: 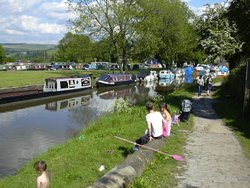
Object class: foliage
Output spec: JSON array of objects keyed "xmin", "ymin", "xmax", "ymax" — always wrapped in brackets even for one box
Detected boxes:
[
  {"xmin": 68, "ymin": 0, "xmax": 139, "ymax": 71},
  {"xmin": 133, "ymin": 0, "xmax": 197, "ymax": 66},
  {"xmin": 218, "ymin": 64, "xmax": 246, "ymax": 105},
  {"xmin": 196, "ymin": 3, "xmax": 243, "ymax": 64},
  {"xmin": 227, "ymin": 0, "xmax": 250, "ymax": 58},
  {"xmin": 114, "ymin": 98, "xmax": 132, "ymax": 113},
  {"xmin": 57, "ymin": 32, "xmax": 93, "ymax": 63},
  {"xmin": 92, "ymin": 37, "xmax": 112, "ymax": 62},
  {"xmin": 0, "ymin": 45, "xmax": 5, "ymax": 63}
]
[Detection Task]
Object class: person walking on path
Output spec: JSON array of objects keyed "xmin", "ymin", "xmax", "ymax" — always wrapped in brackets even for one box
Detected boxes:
[
  {"xmin": 206, "ymin": 74, "xmax": 213, "ymax": 96},
  {"xmin": 196, "ymin": 75, "xmax": 204, "ymax": 97},
  {"xmin": 176, "ymin": 84, "xmax": 250, "ymax": 188}
]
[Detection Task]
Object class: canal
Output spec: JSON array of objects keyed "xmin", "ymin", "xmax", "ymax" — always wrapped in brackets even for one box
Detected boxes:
[{"xmin": 0, "ymin": 81, "xmax": 164, "ymax": 178}]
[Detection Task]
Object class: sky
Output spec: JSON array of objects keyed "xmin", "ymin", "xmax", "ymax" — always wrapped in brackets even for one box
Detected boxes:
[{"xmin": 0, "ymin": 0, "xmax": 225, "ymax": 45}]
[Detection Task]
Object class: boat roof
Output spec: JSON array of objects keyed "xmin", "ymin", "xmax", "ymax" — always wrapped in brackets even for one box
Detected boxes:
[
  {"xmin": 46, "ymin": 74, "xmax": 90, "ymax": 81},
  {"xmin": 101, "ymin": 73, "xmax": 132, "ymax": 76}
]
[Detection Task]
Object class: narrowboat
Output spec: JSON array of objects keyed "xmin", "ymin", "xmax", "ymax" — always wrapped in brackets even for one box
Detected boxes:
[
  {"xmin": 137, "ymin": 69, "xmax": 150, "ymax": 81},
  {"xmin": 0, "ymin": 75, "xmax": 92, "ymax": 105},
  {"xmin": 43, "ymin": 75, "xmax": 92, "ymax": 92},
  {"xmin": 96, "ymin": 73, "xmax": 136, "ymax": 87}
]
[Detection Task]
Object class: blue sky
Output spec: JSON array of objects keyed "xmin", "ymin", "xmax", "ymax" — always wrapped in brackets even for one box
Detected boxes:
[{"xmin": 0, "ymin": 0, "xmax": 225, "ymax": 44}]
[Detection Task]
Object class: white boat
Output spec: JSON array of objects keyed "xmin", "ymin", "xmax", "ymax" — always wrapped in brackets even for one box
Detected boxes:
[
  {"xmin": 159, "ymin": 70, "xmax": 175, "ymax": 79},
  {"xmin": 43, "ymin": 75, "xmax": 92, "ymax": 92},
  {"xmin": 144, "ymin": 71, "xmax": 158, "ymax": 82}
]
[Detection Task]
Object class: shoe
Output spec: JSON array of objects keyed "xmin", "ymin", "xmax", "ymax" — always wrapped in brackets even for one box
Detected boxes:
[{"xmin": 132, "ymin": 145, "xmax": 139, "ymax": 151}]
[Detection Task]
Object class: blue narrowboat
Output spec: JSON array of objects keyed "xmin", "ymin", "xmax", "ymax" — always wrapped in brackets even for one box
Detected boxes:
[{"xmin": 96, "ymin": 73, "xmax": 136, "ymax": 87}]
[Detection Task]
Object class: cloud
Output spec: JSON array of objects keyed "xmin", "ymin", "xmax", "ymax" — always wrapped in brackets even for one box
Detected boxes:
[{"xmin": 0, "ymin": 0, "xmax": 70, "ymax": 44}]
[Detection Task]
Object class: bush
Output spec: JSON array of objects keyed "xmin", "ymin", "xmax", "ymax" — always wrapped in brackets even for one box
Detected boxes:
[{"xmin": 220, "ymin": 64, "xmax": 246, "ymax": 104}]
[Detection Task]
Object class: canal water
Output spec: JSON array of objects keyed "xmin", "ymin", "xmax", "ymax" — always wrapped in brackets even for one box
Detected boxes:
[
  {"xmin": 0, "ymin": 76, "xmax": 192, "ymax": 178},
  {"xmin": 0, "ymin": 81, "xmax": 167, "ymax": 178}
]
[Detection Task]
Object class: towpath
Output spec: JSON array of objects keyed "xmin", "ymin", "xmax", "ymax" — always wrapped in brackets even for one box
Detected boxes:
[{"xmin": 176, "ymin": 83, "xmax": 250, "ymax": 188}]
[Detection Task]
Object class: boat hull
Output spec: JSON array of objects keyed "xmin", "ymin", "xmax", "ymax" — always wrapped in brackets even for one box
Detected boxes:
[
  {"xmin": 0, "ymin": 86, "xmax": 92, "ymax": 105},
  {"xmin": 96, "ymin": 80, "xmax": 135, "ymax": 87}
]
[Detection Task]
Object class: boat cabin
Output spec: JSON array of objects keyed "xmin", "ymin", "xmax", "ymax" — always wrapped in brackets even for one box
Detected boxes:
[
  {"xmin": 96, "ymin": 73, "xmax": 136, "ymax": 87},
  {"xmin": 43, "ymin": 75, "xmax": 92, "ymax": 92}
]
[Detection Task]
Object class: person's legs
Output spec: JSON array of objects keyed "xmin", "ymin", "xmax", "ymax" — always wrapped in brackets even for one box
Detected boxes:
[
  {"xmin": 134, "ymin": 135, "xmax": 149, "ymax": 150},
  {"xmin": 198, "ymin": 85, "xmax": 202, "ymax": 96},
  {"xmin": 207, "ymin": 84, "xmax": 212, "ymax": 95}
]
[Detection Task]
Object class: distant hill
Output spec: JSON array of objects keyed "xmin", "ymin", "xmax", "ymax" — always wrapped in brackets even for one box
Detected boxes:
[
  {"xmin": 1, "ymin": 43, "xmax": 57, "ymax": 52},
  {"xmin": 0, "ymin": 43, "xmax": 58, "ymax": 62}
]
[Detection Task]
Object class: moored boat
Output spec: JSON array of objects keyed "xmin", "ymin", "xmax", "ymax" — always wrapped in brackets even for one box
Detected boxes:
[
  {"xmin": 96, "ymin": 73, "xmax": 136, "ymax": 87},
  {"xmin": 144, "ymin": 70, "xmax": 158, "ymax": 82},
  {"xmin": 159, "ymin": 70, "xmax": 175, "ymax": 79},
  {"xmin": 0, "ymin": 75, "xmax": 92, "ymax": 104},
  {"xmin": 43, "ymin": 75, "xmax": 92, "ymax": 92}
]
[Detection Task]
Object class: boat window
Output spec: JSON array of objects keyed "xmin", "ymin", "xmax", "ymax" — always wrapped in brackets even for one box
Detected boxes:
[
  {"xmin": 60, "ymin": 81, "xmax": 68, "ymax": 89},
  {"xmin": 99, "ymin": 74, "xmax": 110, "ymax": 81},
  {"xmin": 69, "ymin": 80, "xmax": 75, "ymax": 88},
  {"xmin": 81, "ymin": 78, "xmax": 90, "ymax": 86}
]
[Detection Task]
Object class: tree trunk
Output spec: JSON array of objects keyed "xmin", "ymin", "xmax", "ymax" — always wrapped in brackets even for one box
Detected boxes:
[{"xmin": 243, "ymin": 61, "xmax": 250, "ymax": 119}]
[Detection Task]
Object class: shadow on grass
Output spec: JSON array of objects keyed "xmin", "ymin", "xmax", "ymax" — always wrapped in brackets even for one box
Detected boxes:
[
  {"xmin": 118, "ymin": 146, "xmax": 133, "ymax": 158},
  {"xmin": 213, "ymin": 99, "xmax": 250, "ymax": 140}
]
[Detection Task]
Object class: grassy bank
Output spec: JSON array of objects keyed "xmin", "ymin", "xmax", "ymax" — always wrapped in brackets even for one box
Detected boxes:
[
  {"xmin": 0, "ymin": 84, "xmax": 195, "ymax": 187},
  {"xmin": 0, "ymin": 70, "xmax": 122, "ymax": 88}
]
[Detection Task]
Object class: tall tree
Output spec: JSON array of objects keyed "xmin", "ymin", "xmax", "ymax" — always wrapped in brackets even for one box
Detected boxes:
[
  {"xmin": 57, "ymin": 32, "xmax": 93, "ymax": 63},
  {"xmin": 133, "ymin": 0, "xmax": 197, "ymax": 66},
  {"xmin": 227, "ymin": 0, "xmax": 250, "ymax": 58},
  {"xmin": 68, "ymin": 0, "xmax": 138, "ymax": 71},
  {"xmin": 196, "ymin": 3, "xmax": 243, "ymax": 65}
]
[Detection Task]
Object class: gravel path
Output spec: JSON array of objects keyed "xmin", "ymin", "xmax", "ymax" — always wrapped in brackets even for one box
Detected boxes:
[{"xmin": 176, "ymin": 87, "xmax": 250, "ymax": 188}]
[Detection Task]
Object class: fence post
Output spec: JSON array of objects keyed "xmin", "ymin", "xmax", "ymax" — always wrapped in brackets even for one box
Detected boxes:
[{"xmin": 243, "ymin": 60, "xmax": 250, "ymax": 119}]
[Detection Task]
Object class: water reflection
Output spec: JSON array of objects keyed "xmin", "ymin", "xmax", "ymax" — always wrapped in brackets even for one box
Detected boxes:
[
  {"xmin": 159, "ymin": 78, "xmax": 174, "ymax": 86},
  {"xmin": 0, "ymin": 84, "xmax": 158, "ymax": 178},
  {"xmin": 45, "ymin": 95, "xmax": 91, "ymax": 111}
]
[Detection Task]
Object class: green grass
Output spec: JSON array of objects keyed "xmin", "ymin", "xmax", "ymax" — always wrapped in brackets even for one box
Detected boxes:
[
  {"xmin": 0, "ymin": 107, "xmax": 146, "ymax": 187},
  {"xmin": 0, "ymin": 83, "xmax": 195, "ymax": 187},
  {"xmin": 0, "ymin": 70, "xmax": 121, "ymax": 88}
]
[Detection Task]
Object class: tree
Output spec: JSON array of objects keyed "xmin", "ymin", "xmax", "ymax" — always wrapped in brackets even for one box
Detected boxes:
[
  {"xmin": 68, "ymin": 0, "xmax": 139, "ymax": 71},
  {"xmin": 227, "ymin": 0, "xmax": 250, "ymax": 58},
  {"xmin": 132, "ymin": 0, "xmax": 197, "ymax": 66},
  {"xmin": 196, "ymin": 3, "xmax": 243, "ymax": 65},
  {"xmin": 57, "ymin": 32, "xmax": 93, "ymax": 63},
  {"xmin": 0, "ymin": 45, "xmax": 5, "ymax": 63}
]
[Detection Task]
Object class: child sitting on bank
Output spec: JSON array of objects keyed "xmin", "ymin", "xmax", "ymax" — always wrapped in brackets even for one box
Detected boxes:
[{"xmin": 34, "ymin": 160, "xmax": 50, "ymax": 188}]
